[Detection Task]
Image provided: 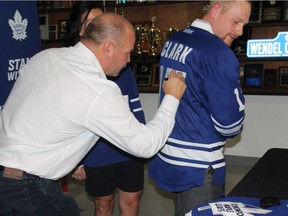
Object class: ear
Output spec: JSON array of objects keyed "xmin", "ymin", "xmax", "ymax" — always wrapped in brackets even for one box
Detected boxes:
[
  {"xmin": 210, "ymin": 2, "xmax": 221, "ymax": 19},
  {"xmin": 102, "ymin": 41, "xmax": 114, "ymax": 59}
]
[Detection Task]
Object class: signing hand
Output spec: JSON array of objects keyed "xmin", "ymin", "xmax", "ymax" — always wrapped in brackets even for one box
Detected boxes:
[{"xmin": 162, "ymin": 70, "xmax": 186, "ymax": 101}]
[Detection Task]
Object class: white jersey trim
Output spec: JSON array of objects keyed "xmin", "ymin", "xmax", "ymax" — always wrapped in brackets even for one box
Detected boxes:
[
  {"xmin": 160, "ymin": 143, "xmax": 224, "ymax": 163},
  {"xmin": 158, "ymin": 154, "xmax": 226, "ymax": 169}
]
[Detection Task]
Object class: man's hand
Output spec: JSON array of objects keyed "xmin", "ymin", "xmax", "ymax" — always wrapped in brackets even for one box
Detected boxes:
[
  {"xmin": 162, "ymin": 70, "xmax": 186, "ymax": 100},
  {"xmin": 72, "ymin": 166, "xmax": 86, "ymax": 180}
]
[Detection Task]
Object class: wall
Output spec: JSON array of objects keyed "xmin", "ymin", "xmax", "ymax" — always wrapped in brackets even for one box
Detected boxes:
[
  {"xmin": 106, "ymin": 2, "xmax": 207, "ymax": 45},
  {"xmin": 140, "ymin": 93, "xmax": 288, "ymax": 158},
  {"xmin": 225, "ymin": 95, "xmax": 288, "ymax": 158}
]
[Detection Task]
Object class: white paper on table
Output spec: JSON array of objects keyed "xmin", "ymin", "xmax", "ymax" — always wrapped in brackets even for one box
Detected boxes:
[{"xmin": 208, "ymin": 202, "xmax": 272, "ymax": 216}]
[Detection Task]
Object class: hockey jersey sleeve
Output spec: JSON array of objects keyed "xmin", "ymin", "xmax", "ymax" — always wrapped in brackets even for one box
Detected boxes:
[{"xmin": 203, "ymin": 49, "xmax": 245, "ymax": 138}]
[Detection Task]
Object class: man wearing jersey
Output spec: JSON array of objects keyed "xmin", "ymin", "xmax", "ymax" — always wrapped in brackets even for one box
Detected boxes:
[{"xmin": 149, "ymin": 1, "xmax": 251, "ymax": 215}]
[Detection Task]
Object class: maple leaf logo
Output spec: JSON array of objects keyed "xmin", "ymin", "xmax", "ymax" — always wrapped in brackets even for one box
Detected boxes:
[{"xmin": 8, "ymin": 10, "xmax": 28, "ymax": 41}]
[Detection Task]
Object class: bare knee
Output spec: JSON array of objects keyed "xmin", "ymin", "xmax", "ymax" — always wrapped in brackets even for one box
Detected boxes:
[
  {"xmin": 94, "ymin": 195, "xmax": 115, "ymax": 216},
  {"xmin": 118, "ymin": 190, "xmax": 143, "ymax": 216}
]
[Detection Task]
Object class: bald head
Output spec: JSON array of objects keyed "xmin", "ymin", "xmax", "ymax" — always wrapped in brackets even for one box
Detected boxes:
[
  {"xmin": 80, "ymin": 13, "xmax": 136, "ymax": 77},
  {"xmin": 81, "ymin": 13, "xmax": 135, "ymax": 48}
]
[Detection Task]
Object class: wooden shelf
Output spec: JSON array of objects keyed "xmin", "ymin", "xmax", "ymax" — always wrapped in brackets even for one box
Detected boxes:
[
  {"xmin": 236, "ymin": 54, "xmax": 288, "ymax": 62},
  {"xmin": 243, "ymin": 87, "xmax": 288, "ymax": 96},
  {"xmin": 41, "ymin": 39, "xmax": 65, "ymax": 50},
  {"xmin": 37, "ymin": 1, "xmax": 288, "ymax": 96},
  {"xmin": 105, "ymin": 1, "xmax": 195, "ymax": 8},
  {"xmin": 237, "ymin": 53, "xmax": 288, "ymax": 95},
  {"xmin": 138, "ymin": 86, "xmax": 158, "ymax": 93},
  {"xmin": 248, "ymin": 22, "xmax": 288, "ymax": 27},
  {"xmin": 38, "ymin": 7, "xmax": 71, "ymax": 14}
]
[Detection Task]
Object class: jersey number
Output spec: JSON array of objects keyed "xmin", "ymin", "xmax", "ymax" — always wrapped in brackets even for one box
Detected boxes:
[{"xmin": 234, "ymin": 88, "xmax": 245, "ymax": 112}]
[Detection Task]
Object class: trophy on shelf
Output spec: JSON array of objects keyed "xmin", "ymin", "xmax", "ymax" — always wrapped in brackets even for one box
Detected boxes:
[
  {"xmin": 135, "ymin": 26, "xmax": 147, "ymax": 55},
  {"xmin": 147, "ymin": 16, "xmax": 161, "ymax": 56},
  {"xmin": 58, "ymin": 20, "xmax": 67, "ymax": 39},
  {"xmin": 163, "ymin": 27, "xmax": 178, "ymax": 43}
]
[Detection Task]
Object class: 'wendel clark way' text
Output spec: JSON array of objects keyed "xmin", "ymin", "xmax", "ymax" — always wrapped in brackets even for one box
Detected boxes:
[{"xmin": 247, "ymin": 31, "xmax": 288, "ymax": 58}]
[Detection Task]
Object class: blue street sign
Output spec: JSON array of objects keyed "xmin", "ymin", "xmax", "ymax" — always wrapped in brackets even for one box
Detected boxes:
[{"xmin": 247, "ymin": 31, "xmax": 288, "ymax": 58}]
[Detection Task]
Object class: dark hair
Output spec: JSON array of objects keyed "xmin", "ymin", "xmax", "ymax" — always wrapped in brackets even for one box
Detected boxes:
[{"xmin": 65, "ymin": 1, "xmax": 103, "ymax": 47}]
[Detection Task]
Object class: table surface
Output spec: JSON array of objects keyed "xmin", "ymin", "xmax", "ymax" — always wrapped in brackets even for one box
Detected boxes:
[
  {"xmin": 228, "ymin": 148, "xmax": 288, "ymax": 199},
  {"xmin": 187, "ymin": 196, "xmax": 288, "ymax": 216}
]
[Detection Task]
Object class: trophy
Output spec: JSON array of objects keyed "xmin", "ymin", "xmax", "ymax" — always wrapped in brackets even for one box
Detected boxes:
[
  {"xmin": 163, "ymin": 27, "xmax": 178, "ymax": 42},
  {"xmin": 135, "ymin": 26, "xmax": 147, "ymax": 55},
  {"xmin": 58, "ymin": 20, "xmax": 67, "ymax": 39},
  {"xmin": 147, "ymin": 16, "xmax": 161, "ymax": 56}
]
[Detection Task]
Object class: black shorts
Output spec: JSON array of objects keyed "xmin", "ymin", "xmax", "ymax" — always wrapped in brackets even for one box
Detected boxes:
[{"xmin": 84, "ymin": 160, "xmax": 144, "ymax": 197}]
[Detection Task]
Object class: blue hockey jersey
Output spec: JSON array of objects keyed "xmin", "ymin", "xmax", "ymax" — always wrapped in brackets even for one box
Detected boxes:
[{"xmin": 149, "ymin": 23, "xmax": 245, "ymax": 192}]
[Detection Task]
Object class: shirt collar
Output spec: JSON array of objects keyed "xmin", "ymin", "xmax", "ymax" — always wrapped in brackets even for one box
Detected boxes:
[
  {"xmin": 191, "ymin": 18, "xmax": 214, "ymax": 34},
  {"xmin": 74, "ymin": 42, "xmax": 107, "ymax": 79}
]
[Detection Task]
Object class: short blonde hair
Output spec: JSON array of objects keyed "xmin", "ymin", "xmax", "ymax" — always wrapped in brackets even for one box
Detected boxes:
[{"xmin": 207, "ymin": 0, "xmax": 251, "ymax": 14}]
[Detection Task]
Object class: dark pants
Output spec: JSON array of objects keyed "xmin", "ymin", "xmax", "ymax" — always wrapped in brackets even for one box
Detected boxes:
[
  {"xmin": 173, "ymin": 167, "xmax": 224, "ymax": 216},
  {"xmin": 0, "ymin": 171, "xmax": 80, "ymax": 216}
]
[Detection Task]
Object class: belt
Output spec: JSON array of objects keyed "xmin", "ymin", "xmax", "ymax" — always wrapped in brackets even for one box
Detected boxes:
[{"xmin": 0, "ymin": 165, "xmax": 39, "ymax": 180}]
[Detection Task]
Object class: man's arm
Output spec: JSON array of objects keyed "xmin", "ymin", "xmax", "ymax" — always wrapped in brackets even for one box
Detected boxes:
[{"xmin": 87, "ymin": 71, "xmax": 186, "ymax": 158}]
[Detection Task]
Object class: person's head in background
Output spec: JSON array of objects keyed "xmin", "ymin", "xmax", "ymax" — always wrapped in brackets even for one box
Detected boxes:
[
  {"xmin": 203, "ymin": 0, "xmax": 251, "ymax": 47},
  {"xmin": 66, "ymin": 1, "xmax": 103, "ymax": 47}
]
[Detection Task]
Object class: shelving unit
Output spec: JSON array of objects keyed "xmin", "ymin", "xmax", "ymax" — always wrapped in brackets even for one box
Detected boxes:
[
  {"xmin": 38, "ymin": 3, "xmax": 71, "ymax": 49},
  {"xmin": 37, "ymin": 1, "xmax": 288, "ymax": 95},
  {"xmin": 237, "ymin": 21, "xmax": 288, "ymax": 95},
  {"xmin": 38, "ymin": 1, "xmax": 206, "ymax": 93},
  {"xmin": 104, "ymin": 1, "xmax": 207, "ymax": 93}
]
